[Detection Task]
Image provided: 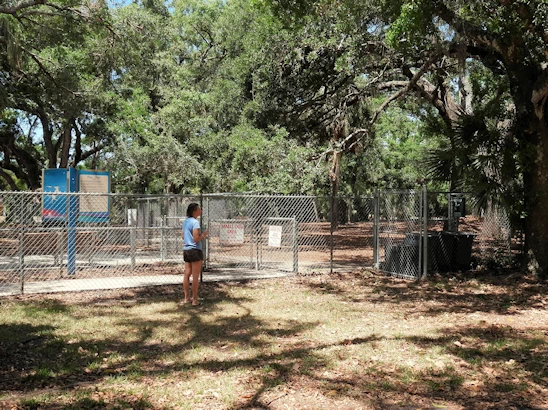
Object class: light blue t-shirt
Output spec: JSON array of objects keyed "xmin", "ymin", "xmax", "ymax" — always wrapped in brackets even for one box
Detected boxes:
[{"xmin": 183, "ymin": 217, "xmax": 202, "ymax": 250}]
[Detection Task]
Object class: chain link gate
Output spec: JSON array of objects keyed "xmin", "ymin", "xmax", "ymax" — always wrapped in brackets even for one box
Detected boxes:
[
  {"xmin": 203, "ymin": 195, "xmax": 333, "ymax": 274},
  {"xmin": 376, "ymin": 190, "xmax": 424, "ymax": 279}
]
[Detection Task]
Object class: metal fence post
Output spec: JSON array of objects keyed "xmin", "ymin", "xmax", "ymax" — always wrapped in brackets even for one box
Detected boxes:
[
  {"xmin": 146, "ymin": 198, "xmax": 150, "ymax": 247},
  {"xmin": 205, "ymin": 196, "xmax": 209, "ymax": 271},
  {"xmin": 19, "ymin": 219, "xmax": 25, "ymax": 295},
  {"xmin": 130, "ymin": 226, "xmax": 136, "ymax": 270},
  {"xmin": 330, "ymin": 194, "xmax": 334, "ymax": 275},
  {"xmin": 258, "ymin": 224, "xmax": 262, "ymax": 270},
  {"xmin": 67, "ymin": 192, "xmax": 77, "ymax": 276},
  {"xmin": 248, "ymin": 219, "xmax": 254, "ymax": 269},
  {"xmin": 292, "ymin": 216, "xmax": 298, "ymax": 273},
  {"xmin": 422, "ymin": 185, "xmax": 428, "ymax": 280},
  {"xmin": 160, "ymin": 215, "xmax": 166, "ymax": 261},
  {"xmin": 255, "ymin": 226, "xmax": 259, "ymax": 270},
  {"xmin": 417, "ymin": 189, "xmax": 423, "ymax": 280},
  {"xmin": 373, "ymin": 189, "xmax": 380, "ymax": 268}
]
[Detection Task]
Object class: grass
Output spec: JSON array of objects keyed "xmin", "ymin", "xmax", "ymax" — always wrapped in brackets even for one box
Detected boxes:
[{"xmin": 1, "ymin": 270, "xmax": 548, "ymax": 409}]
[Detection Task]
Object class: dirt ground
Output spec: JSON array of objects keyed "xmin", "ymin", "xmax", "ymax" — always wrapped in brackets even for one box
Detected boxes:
[{"xmin": 1, "ymin": 268, "xmax": 547, "ymax": 409}]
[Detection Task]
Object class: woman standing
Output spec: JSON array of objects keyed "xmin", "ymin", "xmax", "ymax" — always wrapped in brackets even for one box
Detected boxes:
[{"xmin": 182, "ymin": 203, "xmax": 208, "ymax": 306}]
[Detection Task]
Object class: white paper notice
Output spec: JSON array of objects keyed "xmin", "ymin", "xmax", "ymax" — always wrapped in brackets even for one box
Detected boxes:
[
  {"xmin": 79, "ymin": 173, "xmax": 109, "ymax": 213},
  {"xmin": 127, "ymin": 209, "xmax": 137, "ymax": 226},
  {"xmin": 268, "ymin": 225, "xmax": 282, "ymax": 247},
  {"xmin": 220, "ymin": 223, "xmax": 245, "ymax": 245}
]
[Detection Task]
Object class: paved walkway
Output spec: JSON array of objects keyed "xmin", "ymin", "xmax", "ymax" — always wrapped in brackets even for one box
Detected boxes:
[{"xmin": 0, "ymin": 270, "xmax": 294, "ymax": 296}]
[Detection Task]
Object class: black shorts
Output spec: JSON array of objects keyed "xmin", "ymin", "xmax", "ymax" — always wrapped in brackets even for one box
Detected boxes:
[{"xmin": 184, "ymin": 249, "xmax": 203, "ymax": 263}]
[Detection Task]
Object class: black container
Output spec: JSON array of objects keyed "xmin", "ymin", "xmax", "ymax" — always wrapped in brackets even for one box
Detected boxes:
[
  {"xmin": 385, "ymin": 240, "xmax": 420, "ymax": 277},
  {"xmin": 399, "ymin": 244, "xmax": 420, "ymax": 277},
  {"xmin": 439, "ymin": 232, "xmax": 476, "ymax": 271},
  {"xmin": 405, "ymin": 232, "xmax": 444, "ymax": 272},
  {"xmin": 437, "ymin": 232, "xmax": 454, "ymax": 271},
  {"xmin": 452, "ymin": 232, "xmax": 476, "ymax": 269},
  {"xmin": 384, "ymin": 243, "xmax": 401, "ymax": 273},
  {"xmin": 385, "ymin": 231, "xmax": 476, "ymax": 276}
]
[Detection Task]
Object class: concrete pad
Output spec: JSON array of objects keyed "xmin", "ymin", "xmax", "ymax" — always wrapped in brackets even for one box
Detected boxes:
[{"xmin": 0, "ymin": 270, "xmax": 294, "ymax": 296}]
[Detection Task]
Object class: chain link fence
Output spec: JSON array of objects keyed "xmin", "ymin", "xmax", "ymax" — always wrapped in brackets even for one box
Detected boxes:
[
  {"xmin": 0, "ymin": 192, "xmax": 202, "ymax": 295},
  {"xmin": 0, "ymin": 190, "xmax": 521, "ymax": 295},
  {"xmin": 376, "ymin": 190, "xmax": 519, "ymax": 279},
  {"xmin": 425, "ymin": 192, "xmax": 515, "ymax": 272}
]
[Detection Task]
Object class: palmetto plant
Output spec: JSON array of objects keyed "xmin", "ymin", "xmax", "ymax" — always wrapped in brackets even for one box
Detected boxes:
[{"xmin": 425, "ymin": 110, "xmax": 523, "ymax": 227}]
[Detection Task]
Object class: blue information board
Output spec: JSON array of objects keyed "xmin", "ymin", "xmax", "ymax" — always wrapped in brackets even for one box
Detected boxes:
[
  {"xmin": 42, "ymin": 168, "xmax": 110, "ymax": 222},
  {"xmin": 42, "ymin": 168, "xmax": 109, "ymax": 276},
  {"xmin": 42, "ymin": 168, "xmax": 77, "ymax": 221}
]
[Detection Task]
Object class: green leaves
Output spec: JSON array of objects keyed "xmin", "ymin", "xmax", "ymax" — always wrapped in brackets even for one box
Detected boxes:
[{"xmin": 385, "ymin": 0, "xmax": 438, "ymax": 54}]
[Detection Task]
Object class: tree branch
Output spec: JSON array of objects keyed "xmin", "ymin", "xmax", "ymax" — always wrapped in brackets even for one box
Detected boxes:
[
  {"xmin": 498, "ymin": 0, "xmax": 548, "ymax": 45},
  {"xmin": 0, "ymin": 169, "xmax": 19, "ymax": 190},
  {"xmin": 59, "ymin": 121, "xmax": 72, "ymax": 168},
  {"xmin": 369, "ymin": 56, "xmax": 437, "ymax": 125},
  {"xmin": 72, "ymin": 119, "xmax": 82, "ymax": 165},
  {"xmin": 0, "ymin": 0, "xmax": 46, "ymax": 15},
  {"xmin": 79, "ymin": 142, "xmax": 107, "ymax": 163},
  {"xmin": 34, "ymin": 106, "xmax": 57, "ymax": 167},
  {"xmin": 433, "ymin": 0, "xmax": 502, "ymax": 53}
]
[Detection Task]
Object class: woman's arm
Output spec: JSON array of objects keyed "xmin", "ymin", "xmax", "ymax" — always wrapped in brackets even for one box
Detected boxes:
[{"xmin": 193, "ymin": 228, "xmax": 208, "ymax": 242}]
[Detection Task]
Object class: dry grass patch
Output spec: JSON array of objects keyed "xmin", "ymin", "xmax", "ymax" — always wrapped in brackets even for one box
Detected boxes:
[{"xmin": 1, "ymin": 270, "xmax": 548, "ymax": 409}]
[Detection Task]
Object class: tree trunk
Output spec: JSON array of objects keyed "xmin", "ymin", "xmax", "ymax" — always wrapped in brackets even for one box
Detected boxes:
[
  {"xmin": 523, "ymin": 118, "xmax": 548, "ymax": 278},
  {"xmin": 73, "ymin": 120, "xmax": 82, "ymax": 166},
  {"xmin": 59, "ymin": 124, "xmax": 72, "ymax": 169},
  {"xmin": 506, "ymin": 60, "xmax": 548, "ymax": 277},
  {"xmin": 36, "ymin": 109, "xmax": 57, "ymax": 169}
]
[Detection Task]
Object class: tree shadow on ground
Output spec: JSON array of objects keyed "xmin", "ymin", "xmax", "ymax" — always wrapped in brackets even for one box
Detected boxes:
[
  {"xmin": 232, "ymin": 324, "xmax": 547, "ymax": 410},
  {"xmin": 397, "ymin": 323, "xmax": 548, "ymax": 409},
  {"xmin": 2, "ymin": 278, "xmax": 548, "ymax": 410},
  {"xmin": 16, "ymin": 395, "xmax": 154, "ymax": 410},
  {"xmin": 0, "ymin": 283, "xmax": 325, "ymax": 408},
  {"xmin": 303, "ymin": 270, "xmax": 548, "ymax": 316}
]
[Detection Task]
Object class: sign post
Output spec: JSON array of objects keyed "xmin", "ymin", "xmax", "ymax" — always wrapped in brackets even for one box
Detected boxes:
[{"xmin": 67, "ymin": 168, "xmax": 78, "ymax": 275}]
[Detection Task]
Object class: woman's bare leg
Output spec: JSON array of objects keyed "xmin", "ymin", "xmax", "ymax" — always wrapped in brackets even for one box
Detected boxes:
[
  {"xmin": 191, "ymin": 260, "xmax": 202, "ymax": 305},
  {"xmin": 183, "ymin": 262, "xmax": 192, "ymax": 302}
]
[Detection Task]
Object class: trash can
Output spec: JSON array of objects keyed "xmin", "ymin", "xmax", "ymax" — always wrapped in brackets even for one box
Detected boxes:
[
  {"xmin": 404, "ymin": 232, "xmax": 421, "ymax": 246},
  {"xmin": 452, "ymin": 232, "xmax": 476, "ymax": 269},
  {"xmin": 425, "ymin": 232, "xmax": 444, "ymax": 272},
  {"xmin": 405, "ymin": 231, "xmax": 444, "ymax": 273},
  {"xmin": 399, "ymin": 244, "xmax": 420, "ymax": 277},
  {"xmin": 437, "ymin": 232, "xmax": 454, "ymax": 271},
  {"xmin": 383, "ymin": 243, "xmax": 399, "ymax": 273},
  {"xmin": 439, "ymin": 232, "xmax": 476, "ymax": 271}
]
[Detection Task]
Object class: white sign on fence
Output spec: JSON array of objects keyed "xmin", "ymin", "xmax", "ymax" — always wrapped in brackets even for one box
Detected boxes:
[
  {"xmin": 268, "ymin": 225, "xmax": 283, "ymax": 247},
  {"xmin": 127, "ymin": 209, "xmax": 137, "ymax": 226},
  {"xmin": 220, "ymin": 223, "xmax": 245, "ymax": 245}
]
